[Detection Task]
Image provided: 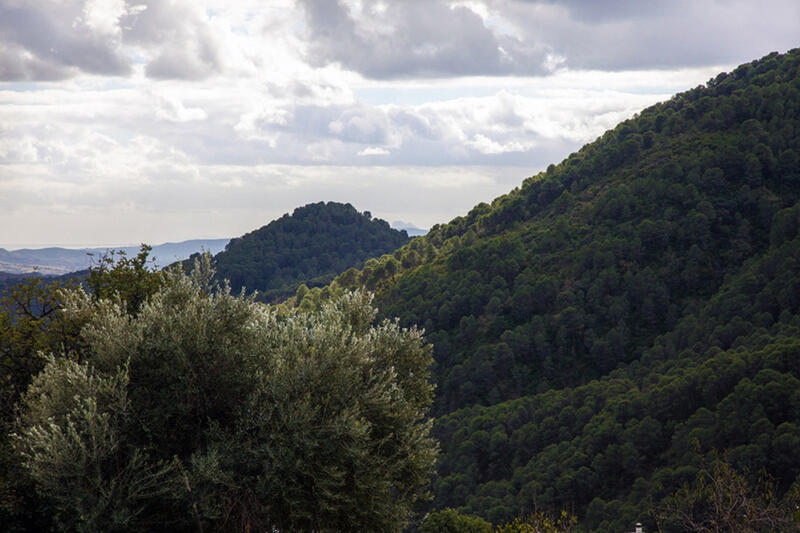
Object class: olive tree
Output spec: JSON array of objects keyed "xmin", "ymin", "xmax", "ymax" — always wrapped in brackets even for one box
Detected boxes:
[{"xmin": 15, "ymin": 262, "xmax": 437, "ymax": 532}]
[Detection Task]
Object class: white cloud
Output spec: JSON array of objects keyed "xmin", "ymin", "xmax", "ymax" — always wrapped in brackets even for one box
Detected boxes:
[
  {"xmin": 1, "ymin": 1, "xmax": 799, "ymax": 246},
  {"xmin": 0, "ymin": 63, "xmax": 706, "ymax": 246},
  {"xmin": 154, "ymin": 92, "xmax": 208, "ymax": 122},
  {"xmin": 82, "ymin": 0, "xmax": 134, "ymax": 37},
  {"xmin": 357, "ymin": 147, "xmax": 389, "ymax": 156},
  {"xmin": 2, "ymin": 1, "xmax": 797, "ymax": 83}
]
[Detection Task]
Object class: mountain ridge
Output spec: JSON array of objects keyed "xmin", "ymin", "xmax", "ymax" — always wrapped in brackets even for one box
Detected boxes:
[
  {"xmin": 290, "ymin": 49, "xmax": 800, "ymax": 531},
  {"xmin": 0, "ymin": 239, "xmax": 230, "ymax": 275},
  {"xmin": 202, "ymin": 201, "xmax": 410, "ymax": 302}
]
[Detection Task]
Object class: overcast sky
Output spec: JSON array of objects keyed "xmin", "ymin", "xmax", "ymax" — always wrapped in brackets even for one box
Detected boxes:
[{"xmin": 1, "ymin": 0, "xmax": 798, "ymax": 248}]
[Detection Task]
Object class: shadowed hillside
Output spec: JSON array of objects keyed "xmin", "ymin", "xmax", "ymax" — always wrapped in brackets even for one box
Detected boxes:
[
  {"xmin": 294, "ymin": 49, "xmax": 800, "ymax": 531},
  {"xmin": 205, "ymin": 201, "xmax": 410, "ymax": 302}
]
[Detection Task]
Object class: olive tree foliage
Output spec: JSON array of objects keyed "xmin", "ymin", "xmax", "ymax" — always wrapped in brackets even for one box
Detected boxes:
[
  {"xmin": 494, "ymin": 511, "xmax": 578, "ymax": 533},
  {"xmin": 15, "ymin": 357, "xmax": 180, "ymax": 532},
  {"xmin": 655, "ymin": 458, "xmax": 799, "ymax": 533},
  {"xmin": 1, "ymin": 246, "xmax": 172, "ymax": 531},
  {"xmin": 191, "ymin": 290, "xmax": 437, "ymax": 532},
  {"xmin": 14, "ymin": 257, "xmax": 437, "ymax": 532},
  {"xmin": 420, "ymin": 508, "xmax": 492, "ymax": 533}
]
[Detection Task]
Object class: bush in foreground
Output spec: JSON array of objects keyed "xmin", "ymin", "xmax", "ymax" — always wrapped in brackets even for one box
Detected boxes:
[{"xmin": 14, "ymin": 260, "xmax": 437, "ymax": 532}]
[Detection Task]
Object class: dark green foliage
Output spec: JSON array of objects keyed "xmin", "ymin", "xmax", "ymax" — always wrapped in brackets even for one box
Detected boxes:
[
  {"xmin": 12, "ymin": 262, "xmax": 436, "ymax": 532},
  {"xmin": 495, "ymin": 511, "xmax": 579, "ymax": 533},
  {"xmin": 376, "ymin": 48, "xmax": 800, "ymax": 415},
  {"xmin": 0, "ymin": 272, "xmax": 39, "ymax": 295},
  {"xmin": 432, "ymin": 232, "xmax": 800, "ymax": 529},
  {"xmin": 421, "ymin": 508, "xmax": 492, "ymax": 533},
  {"xmin": 0, "ymin": 275, "xmax": 85, "ymax": 532},
  {"xmin": 85, "ymin": 244, "xmax": 165, "ymax": 315},
  {"xmin": 209, "ymin": 201, "xmax": 409, "ymax": 302},
  {"xmin": 0, "ymin": 245, "xmax": 165, "ymax": 531},
  {"xmin": 312, "ymin": 50, "xmax": 800, "ymax": 530},
  {"xmin": 0, "ymin": 277, "xmax": 81, "ymax": 422}
]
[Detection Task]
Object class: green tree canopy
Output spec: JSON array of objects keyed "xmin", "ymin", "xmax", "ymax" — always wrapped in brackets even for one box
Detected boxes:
[
  {"xmin": 421, "ymin": 508, "xmax": 492, "ymax": 533},
  {"xmin": 14, "ymin": 259, "xmax": 437, "ymax": 532},
  {"xmin": 209, "ymin": 201, "xmax": 410, "ymax": 302}
]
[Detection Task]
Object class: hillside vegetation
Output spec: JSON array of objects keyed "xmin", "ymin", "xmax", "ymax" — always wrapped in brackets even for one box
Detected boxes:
[
  {"xmin": 1, "ymin": 257, "xmax": 437, "ymax": 532},
  {"xmin": 295, "ymin": 49, "xmax": 800, "ymax": 531},
  {"xmin": 207, "ymin": 201, "xmax": 409, "ymax": 302},
  {"xmin": 4, "ymin": 49, "xmax": 800, "ymax": 532}
]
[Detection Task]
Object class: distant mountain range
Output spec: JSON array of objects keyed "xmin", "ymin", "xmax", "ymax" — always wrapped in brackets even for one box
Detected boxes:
[
  {"xmin": 2, "ymin": 218, "xmax": 428, "ymax": 277},
  {"xmin": 0, "ymin": 239, "xmax": 230, "ymax": 275},
  {"xmin": 391, "ymin": 220, "xmax": 428, "ymax": 237}
]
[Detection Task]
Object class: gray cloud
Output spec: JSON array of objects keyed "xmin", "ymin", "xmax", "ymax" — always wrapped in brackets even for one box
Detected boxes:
[
  {"xmin": 4, "ymin": 0, "xmax": 798, "ymax": 82},
  {"xmin": 0, "ymin": 0, "xmax": 225, "ymax": 81},
  {"xmin": 530, "ymin": 0, "xmax": 676, "ymax": 22},
  {"xmin": 145, "ymin": 41, "xmax": 221, "ymax": 81},
  {"xmin": 0, "ymin": 1, "xmax": 131, "ymax": 80},
  {"xmin": 0, "ymin": 43, "xmax": 73, "ymax": 81},
  {"xmin": 123, "ymin": 1, "xmax": 224, "ymax": 80},
  {"xmin": 298, "ymin": 0, "xmax": 554, "ymax": 79},
  {"xmin": 299, "ymin": 0, "xmax": 800, "ymax": 78},
  {"xmin": 504, "ymin": 0, "xmax": 800, "ymax": 71},
  {"xmin": 327, "ymin": 106, "xmax": 393, "ymax": 144}
]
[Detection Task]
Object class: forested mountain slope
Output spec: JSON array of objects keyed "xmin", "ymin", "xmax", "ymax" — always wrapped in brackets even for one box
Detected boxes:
[
  {"xmin": 295, "ymin": 50, "xmax": 800, "ymax": 530},
  {"xmin": 206, "ymin": 201, "xmax": 409, "ymax": 301},
  {"xmin": 434, "ymin": 224, "xmax": 800, "ymax": 529}
]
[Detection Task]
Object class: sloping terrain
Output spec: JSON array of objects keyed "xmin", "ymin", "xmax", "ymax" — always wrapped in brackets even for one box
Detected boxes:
[
  {"xmin": 209, "ymin": 201, "xmax": 410, "ymax": 302},
  {"xmin": 296, "ymin": 50, "xmax": 800, "ymax": 530}
]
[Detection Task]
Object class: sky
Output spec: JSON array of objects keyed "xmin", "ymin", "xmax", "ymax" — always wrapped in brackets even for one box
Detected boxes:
[{"xmin": 1, "ymin": 0, "xmax": 799, "ymax": 248}]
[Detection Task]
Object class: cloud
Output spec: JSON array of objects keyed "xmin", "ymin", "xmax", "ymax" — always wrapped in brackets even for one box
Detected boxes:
[
  {"xmin": 3, "ymin": 1, "xmax": 799, "ymax": 247},
  {"xmin": 154, "ymin": 93, "xmax": 208, "ymax": 122},
  {"xmin": 0, "ymin": 70, "xmax": 672, "ymax": 184},
  {"xmin": 298, "ymin": 0, "xmax": 556, "ymax": 79},
  {"xmin": 328, "ymin": 105, "xmax": 394, "ymax": 144},
  {"xmin": 298, "ymin": 0, "xmax": 800, "ymax": 78},
  {"xmin": 0, "ymin": 0, "xmax": 132, "ymax": 80},
  {"xmin": 357, "ymin": 147, "xmax": 389, "ymax": 156},
  {"xmin": 3, "ymin": 0, "xmax": 797, "ymax": 82},
  {"xmin": 125, "ymin": 1, "xmax": 225, "ymax": 80},
  {"xmin": 501, "ymin": 0, "xmax": 800, "ymax": 71},
  {"xmin": 0, "ymin": 0, "xmax": 247, "ymax": 81}
]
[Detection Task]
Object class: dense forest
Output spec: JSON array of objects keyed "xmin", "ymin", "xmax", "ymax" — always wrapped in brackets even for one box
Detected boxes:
[
  {"xmin": 206, "ymin": 201, "xmax": 410, "ymax": 302},
  {"xmin": 4, "ymin": 49, "xmax": 800, "ymax": 531},
  {"xmin": 291, "ymin": 49, "xmax": 800, "ymax": 531}
]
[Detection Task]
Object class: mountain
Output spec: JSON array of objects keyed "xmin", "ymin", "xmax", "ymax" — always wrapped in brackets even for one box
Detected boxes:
[
  {"xmin": 295, "ymin": 50, "xmax": 800, "ymax": 530},
  {"xmin": 0, "ymin": 239, "xmax": 229, "ymax": 275},
  {"xmin": 392, "ymin": 220, "xmax": 428, "ymax": 237},
  {"xmin": 206, "ymin": 201, "xmax": 410, "ymax": 302}
]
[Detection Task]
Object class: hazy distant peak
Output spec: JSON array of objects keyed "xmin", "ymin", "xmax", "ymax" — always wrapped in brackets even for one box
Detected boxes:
[{"xmin": 391, "ymin": 220, "xmax": 428, "ymax": 236}]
